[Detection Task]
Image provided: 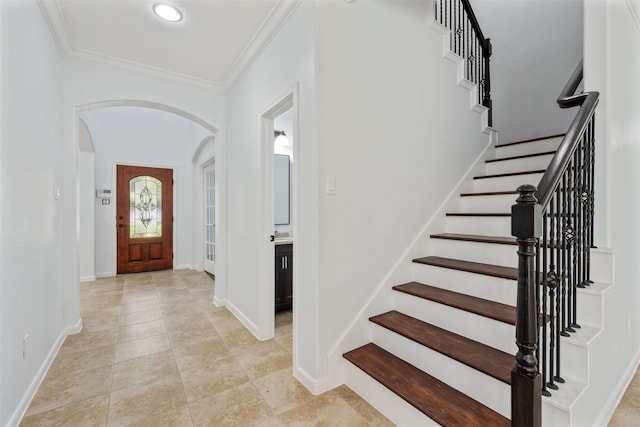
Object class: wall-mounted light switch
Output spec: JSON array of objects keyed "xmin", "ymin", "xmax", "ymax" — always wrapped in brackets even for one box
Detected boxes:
[{"xmin": 326, "ymin": 176, "xmax": 336, "ymax": 195}]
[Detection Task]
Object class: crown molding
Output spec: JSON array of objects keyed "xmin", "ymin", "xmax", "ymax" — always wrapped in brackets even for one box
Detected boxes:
[
  {"xmin": 38, "ymin": 0, "xmax": 302, "ymax": 93},
  {"xmin": 223, "ymin": 0, "xmax": 304, "ymax": 92},
  {"xmin": 37, "ymin": 0, "xmax": 72, "ymax": 56},
  {"xmin": 67, "ymin": 48, "xmax": 224, "ymax": 92},
  {"xmin": 37, "ymin": 0, "xmax": 223, "ymax": 92},
  {"xmin": 627, "ymin": 0, "xmax": 640, "ymax": 33}
]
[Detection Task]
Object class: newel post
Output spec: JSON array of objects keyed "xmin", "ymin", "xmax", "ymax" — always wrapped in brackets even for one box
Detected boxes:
[{"xmin": 511, "ymin": 185, "xmax": 542, "ymax": 427}]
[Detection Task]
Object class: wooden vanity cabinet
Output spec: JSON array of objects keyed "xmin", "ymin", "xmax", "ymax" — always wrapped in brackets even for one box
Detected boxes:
[{"xmin": 275, "ymin": 244, "xmax": 292, "ymax": 312}]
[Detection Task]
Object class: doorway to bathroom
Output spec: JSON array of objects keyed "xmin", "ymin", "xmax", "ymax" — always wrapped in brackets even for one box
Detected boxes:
[{"xmin": 259, "ymin": 87, "xmax": 298, "ymax": 346}]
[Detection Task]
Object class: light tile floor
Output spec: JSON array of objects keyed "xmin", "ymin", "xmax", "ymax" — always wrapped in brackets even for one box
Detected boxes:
[
  {"xmin": 20, "ymin": 270, "xmax": 392, "ymax": 427},
  {"xmin": 19, "ymin": 269, "xmax": 640, "ymax": 426},
  {"xmin": 609, "ymin": 367, "xmax": 640, "ymax": 426}
]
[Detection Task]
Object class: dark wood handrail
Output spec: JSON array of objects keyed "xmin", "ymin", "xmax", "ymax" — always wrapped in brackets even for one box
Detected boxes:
[
  {"xmin": 460, "ymin": 0, "xmax": 490, "ymax": 50},
  {"xmin": 535, "ymin": 61, "xmax": 600, "ymax": 207}
]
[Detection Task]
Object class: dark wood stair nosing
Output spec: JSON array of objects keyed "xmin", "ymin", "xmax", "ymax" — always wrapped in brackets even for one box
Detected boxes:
[
  {"xmin": 369, "ymin": 310, "xmax": 513, "ymax": 385},
  {"xmin": 473, "ymin": 169, "xmax": 545, "ymax": 180},
  {"xmin": 494, "ymin": 133, "xmax": 565, "ymax": 148},
  {"xmin": 430, "ymin": 233, "xmax": 517, "ymax": 246},
  {"xmin": 446, "ymin": 212, "xmax": 511, "ymax": 217},
  {"xmin": 460, "ymin": 190, "xmax": 519, "ymax": 197},
  {"xmin": 412, "ymin": 256, "xmax": 518, "ymax": 281},
  {"xmin": 343, "ymin": 343, "xmax": 510, "ymax": 427},
  {"xmin": 486, "ymin": 150, "xmax": 556, "ymax": 164},
  {"xmin": 393, "ymin": 281, "xmax": 516, "ymax": 325}
]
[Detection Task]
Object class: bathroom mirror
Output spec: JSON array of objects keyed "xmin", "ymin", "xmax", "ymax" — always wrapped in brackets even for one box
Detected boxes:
[{"xmin": 274, "ymin": 154, "xmax": 290, "ymax": 225}]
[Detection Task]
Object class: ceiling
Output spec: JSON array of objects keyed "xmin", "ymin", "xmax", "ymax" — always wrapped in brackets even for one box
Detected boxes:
[{"xmin": 40, "ymin": 0, "xmax": 294, "ymax": 91}]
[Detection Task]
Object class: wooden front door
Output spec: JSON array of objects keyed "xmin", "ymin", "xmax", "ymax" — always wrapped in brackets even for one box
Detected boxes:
[{"xmin": 117, "ymin": 165, "xmax": 173, "ymax": 274}]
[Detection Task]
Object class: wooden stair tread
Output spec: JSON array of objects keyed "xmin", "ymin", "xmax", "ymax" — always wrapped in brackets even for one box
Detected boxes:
[
  {"xmin": 486, "ymin": 150, "xmax": 556, "ymax": 163},
  {"xmin": 495, "ymin": 133, "xmax": 565, "ymax": 148},
  {"xmin": 370, "ymin": 310, "xmax": 513, "ymax": 384},
  {"xmin": 393, "ymin": 281, "xmax": 516, "ymax": 325},
  {"xmin": 474, "ymin": 169, "xmax": 545, "ymax": 180},
  {"xmin": 343, "ymin": 343, "xmax": 510, "ymax": 427},
  {"xmin": 460, "ymin": 190, "xmax": 518, "ymax": 197},
  {"xmin": 446, "ymin": 212, "xmax": 510, "ymax": 217},
  {"xmin": 413, "ymin": 256, "xmax": 518, "ymax": 280},
  {"xmin": 431, "ymin": 233, "xmax": 516, "ymax": 245}
]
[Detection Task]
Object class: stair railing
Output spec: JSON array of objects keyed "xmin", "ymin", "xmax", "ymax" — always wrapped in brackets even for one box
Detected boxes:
[
  {"xmin": 511, "ymin": 60, "xmax": 600, "ymax": 426},
  {"xmin": 434, "ymin": 0, "xmax": 493, "ymax": 126}
]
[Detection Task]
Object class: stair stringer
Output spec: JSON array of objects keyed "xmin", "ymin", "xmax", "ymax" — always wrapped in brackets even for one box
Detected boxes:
[{"xmin": 326, "ymin": 136, "xmax": 496, "ymax": 390}]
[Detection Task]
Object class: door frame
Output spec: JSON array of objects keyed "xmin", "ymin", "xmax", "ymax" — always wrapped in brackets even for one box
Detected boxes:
[
  {"xmin": 258, "ymin": 84, "xmax": 299, "ymax": 345},
  {"xmin": 201, "ymin": 158, "xmax": 216, "ymax": 275},
  {"xmin": 111, "ymin": 161, "xmax": 176, "ymax": 275}
]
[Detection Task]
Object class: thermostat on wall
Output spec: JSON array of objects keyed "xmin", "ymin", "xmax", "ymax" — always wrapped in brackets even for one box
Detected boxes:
[{"xmin": 96, "ymin": 189, "xmax": 113, "ymax": 198}]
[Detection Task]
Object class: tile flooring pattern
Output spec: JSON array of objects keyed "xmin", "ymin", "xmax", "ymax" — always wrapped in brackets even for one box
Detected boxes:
[
  {"xmin": 20, "ymin": 270, "xmax": 393, "ymax": 427},
  {"xmin": 609, "ymin": 367, "xmax": 640, "ymax": 426},
  {"xmin": 19, "ymin": 269, "xmax": 640, "ymax": 426}
]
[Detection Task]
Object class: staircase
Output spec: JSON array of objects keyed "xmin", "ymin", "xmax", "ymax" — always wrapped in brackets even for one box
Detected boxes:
[{"xmin": 342, "ymin": 135, "xmax": 564, "ymax": 426}]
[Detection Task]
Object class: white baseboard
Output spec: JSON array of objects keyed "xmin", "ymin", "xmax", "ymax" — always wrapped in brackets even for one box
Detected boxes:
[
  {"xmin": 174, "ymin": 264, "xmax": 196, "ymax": 270},
  {"xmin": 79, "ymin": 275, "xmax": 96, "ymax": 282},
  {"xmin": 7, "ymin": 318, "xmax": 82, "ymax": 427},
  {"xmin": 213, "ymin": 296, "xmax": 226, "ymax": 307},
  {"xmin": 596, "ymin": 345, "xmax": 640, "ymax": 426},
  {"xmin": 294, "ymin": 365, "xmax": 328, "ymax": 396},
  {"xmin": 95, "ymin": 272, "xmax": 115, "ymax": 278},
  {"xmin": 225, "ymin": 300, "xmax": 260, "ymax": 339}
]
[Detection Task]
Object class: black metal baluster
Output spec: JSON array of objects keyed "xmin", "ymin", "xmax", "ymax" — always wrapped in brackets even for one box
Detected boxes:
[
  {"xmin": 571, "ymin": 146, "xmax": 581, "ymax": 330},
  {"xmin": 561, "ymin": 172, "xmax": 571, "ymax": 337},
  {"xmin": 457, "ymin": 0, "xmax": 461, "ymax": 56},
  {"xmin": 541, "ymin": 216, "xmax": 551, "ymax": 397},
  {"xmin": 546, "ymin": 198, "xmax": 558, "ymax": 391},
  {"xmin": 586, "ymin": 118, "xmax": 596, "ymax": 284},
  {"xmin": 554, "ymin": 187, "xmax": 565, "ymax": 385}
]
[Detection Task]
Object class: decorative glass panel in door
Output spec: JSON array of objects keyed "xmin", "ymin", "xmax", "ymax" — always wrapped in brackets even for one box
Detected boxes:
[{"xmin": 130, "ymin": 176, "xmax": 162, "ymax": 238}]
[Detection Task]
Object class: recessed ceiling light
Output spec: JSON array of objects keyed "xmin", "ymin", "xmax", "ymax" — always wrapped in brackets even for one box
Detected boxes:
[{"xmin": 153, "ymin": 3, "xmax": 182, "ymax": 22}]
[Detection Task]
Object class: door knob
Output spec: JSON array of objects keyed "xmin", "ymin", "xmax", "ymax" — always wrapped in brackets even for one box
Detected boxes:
[{"xmin": 118, "ymin": 223, "xmax": 125, "ymax": 228}]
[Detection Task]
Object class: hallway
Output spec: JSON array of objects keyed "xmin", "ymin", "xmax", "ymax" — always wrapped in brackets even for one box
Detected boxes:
[{"xmin": 20, "ymin": 270, "xmax": 391, "ymax": 426}]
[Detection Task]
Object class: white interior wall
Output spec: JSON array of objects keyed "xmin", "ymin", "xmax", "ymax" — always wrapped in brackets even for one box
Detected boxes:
[
  {"xmin": 78, "ymin": 118, "xmax": 96, "ymax": 282},
  {"xmin": 580, "ymin": 1, "xmax": 640, "ymax": 424},
  {"xmin": 78, "ymin": 150, "xmax": 96, "ymax": 281},
  {"xmin": 224, "ymin": 0, "xmax": 319, "ymax": 388},
  {"xmin": 315, "ymin": 0, "xmax": 490, "ymax": 385},
  {"xmin": 0, "ymin": 2, "xmax": 66, "ymax": 425},
  {"xmin": 471, "ymin": 0, "xmax": 583, "ymax": 143},
  {"xmin": 80, "ymin": 106, "xmax": 213, "ymax": 276}
]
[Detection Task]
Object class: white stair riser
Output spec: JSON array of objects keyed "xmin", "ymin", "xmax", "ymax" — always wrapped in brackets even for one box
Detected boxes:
[
  {"xmin": 590, "ymin": 249, "xmax": 614, "ymax": 283},
  {"xmin": 485, "ymin": 154, "xmax": 554, "ymax": 176},
  {"xmin": 394, "ymin": 291, "xmax": 517, "ymax": 354},
  {"xmin": 494, "ymin": 137, "xmax": 563, "ymax": 158},
  {"xmin": 576, "ymin": 289, "xmax": 603, "ymax": 328},
  {"xmin": 472, "ymin": 173, "xmax": 545, "ymax": 193},
  {"xmin": 412, "ymin": 263, "xmax": 516, "ymax": 305},
  {"xmin": 372, "ymin": 326, "xmax": 511, "ymax": 418},
  {"xmin": 445, "ymin": 216, "xmax": 512, "ymax": 236},
  {"xmin": 344, "ymin": 363, "xmax": 440, "ymax": 427},
  {"xmin": 458, "ymin": 193, "xmax": 519, "ymax": 212},
  {"xmin": 428, "ymin": 238, "xmax": 519, "ymax": 268}
]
